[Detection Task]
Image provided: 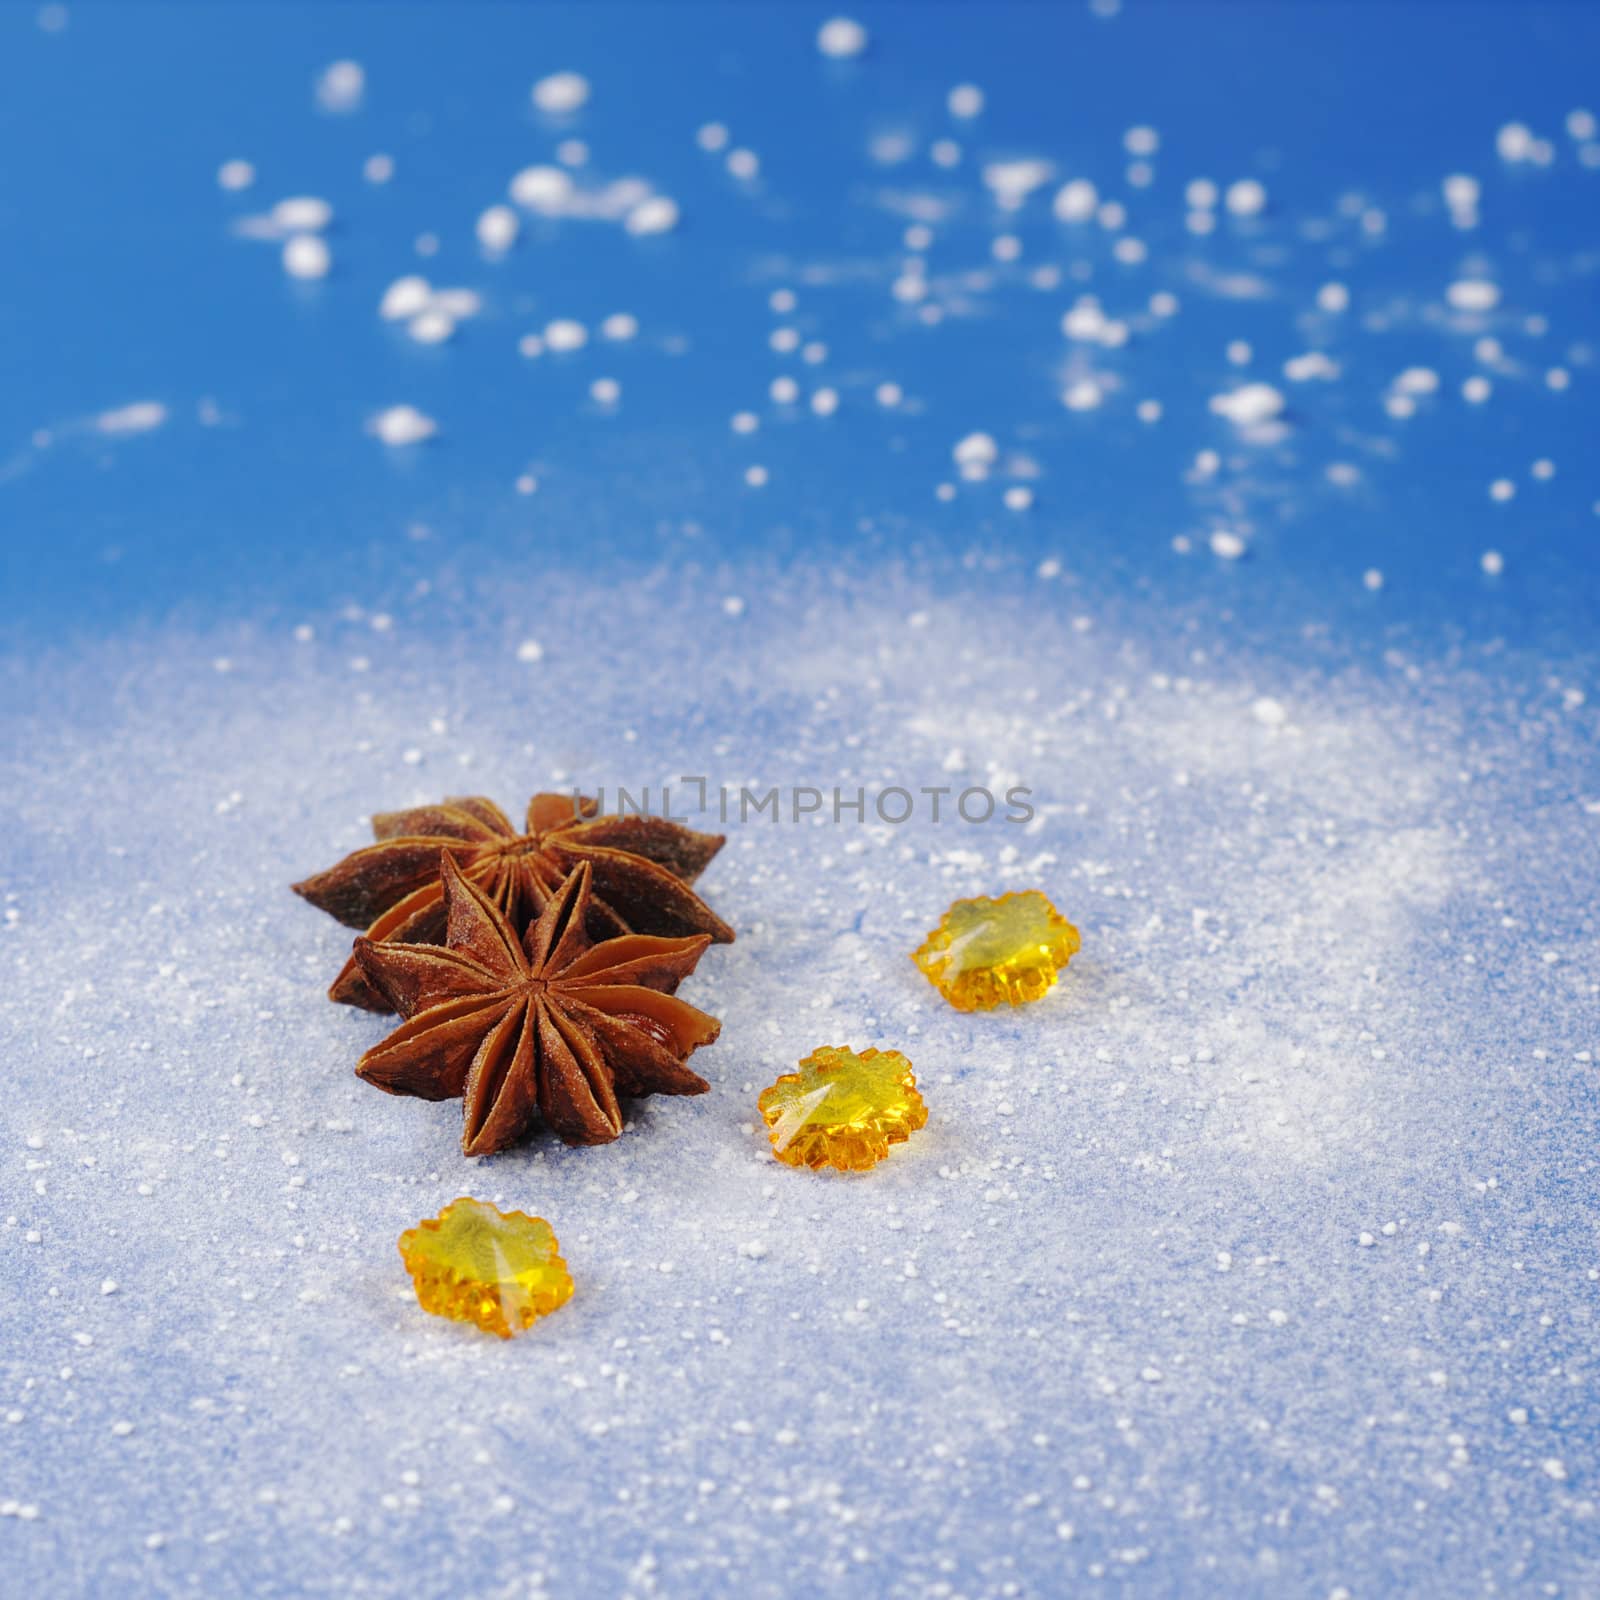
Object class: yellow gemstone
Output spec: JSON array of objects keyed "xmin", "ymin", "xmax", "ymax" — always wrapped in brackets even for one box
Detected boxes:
[
  {"xmin": 398, "ymin": 1197, "xmax": 573, "ymax": 1338},
  {"xmin": 758, "ymin": 1046, "xmax": 928, "ymax": 1172},
  {"xmin": 911, "ymin": 889, "xmax": 1081, "ymax": 1011}
]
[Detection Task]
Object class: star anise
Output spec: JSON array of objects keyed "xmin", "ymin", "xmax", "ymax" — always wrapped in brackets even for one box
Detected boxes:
[
  {"xmin": 354, "ymin": 855, "xmax": 720, "ymax": 1155},
  {"xmin": 292, "ymin": 793, "xmax": 733, "ymax": 1011}
]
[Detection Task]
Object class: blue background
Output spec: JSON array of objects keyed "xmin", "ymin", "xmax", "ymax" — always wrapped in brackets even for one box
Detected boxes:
[{"xmin": 3, "ymin": 4, "xmax": 1599, "ymax": 1597}]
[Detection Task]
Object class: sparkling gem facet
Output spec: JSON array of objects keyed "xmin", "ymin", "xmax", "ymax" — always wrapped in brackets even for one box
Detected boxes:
[
  {"xmin": 911, "ymin": 889, "xmax": 1081, "ymax": 1011},
  {"xmin": 398, "ymin": 1197, "xmax": 573, "ymax": 1338},
  {"xmin": 758, "ymin": 1046, "xmax": 927, "ymax": 1172}
]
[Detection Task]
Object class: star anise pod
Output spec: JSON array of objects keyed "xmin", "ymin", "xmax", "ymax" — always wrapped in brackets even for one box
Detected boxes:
[
  {"xmin": 354, "ymin": 855, "xmax": 720, "ymax": 1155},
  {"xmin": 292, "ymin": 792, "xmax": 733, "ymax": 1011}
]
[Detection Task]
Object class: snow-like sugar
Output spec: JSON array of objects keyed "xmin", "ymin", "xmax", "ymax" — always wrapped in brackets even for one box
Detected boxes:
[
  {"xmin": 532, "ymin": 71, "xmax": 590, "ymax": 115},
  {"xmin": 366, "ymin": 404, "xmax": 437, "ymax": 445},
  {"xmin": 589, "ymin": 377, "xmax": 621, "ymax": 406},
  {"xmin": 217, "ymin": 159, "xmax": 255, "ymax": 192},
  {"xmin": 1210, "ymin": 528, "xmax": 1246, "ymax": 558},
  {"xmin": 281, "ymin": 234, "xmax": 330, "ymax": 280},
  {"xmin": 1481, "ymin": 547, "xmax": 1505, "ymax": 573},
  {"xmin": 600, "ymin": 312, "xmax": 638, "ymax": 341},
  {"xmin": 816, "ymin": 17, "xmax": 868, "ymax": 58}
]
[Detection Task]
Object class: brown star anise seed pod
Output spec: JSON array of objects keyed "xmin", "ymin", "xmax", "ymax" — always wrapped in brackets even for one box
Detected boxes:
[
  {"xmin": 354, "ymin": 855, "xmax": 720, "ymax": 1155},
  {"xmin": 292, "ymin": 793, "xmax": 733, "ymax": 1011}
]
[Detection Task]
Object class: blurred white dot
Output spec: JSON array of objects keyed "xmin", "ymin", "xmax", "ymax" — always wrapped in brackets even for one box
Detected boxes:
[
  {"xmin": 1185, "ymin": 178, "xmax": 1218, "ymax": 209},
  {"xmin": 722, "ymin": 595, "xmax": 747, "ymax": 616},
  {"xmin": 770, "ymin": 376, "xmax": 800, "ymax": 404},
  {"xmin": 731, "ymin": 411, "xmax": 759, "ymax": 435},
  {"xmin": 1531, "ymin": 458, "xmax": 1555, "ymax": 480},
  {"xmin": 408, "ymin": 308, "xmax": 455, "ymax": 345},
  {"xmin": 533, "ymin": 71, "xmax": 590, "ymax": 115},
  {"xmin": 1062, "ymin": 379, "xmax": 1102, "ymax": 412},
  {"xmin": 727, "ymin": 149, "xmax": 760, "ymax": 180},
  {"xmin": 217, "ymin": 159, "xmax": 256, "ymax": 192},
  {"xmin": 1481, "ymin": 549, "xmax": 1505, "ymax": 575},
  {"xmin": 545, "ymin": 319, "xmax": 588, "ymax": 352},
  {"xmin": 1124, "ymin": 125, "xmax": 1159, "ymax": 156},
  {"xmin": 1462, "ymin": 376, "xmax": 1492, "ymax": 403},
  {"xmin": 363, "ymin": 152, "xmax": 395, "ymax": 184},
  {"xmin": 590, "ymin": 378, "xmax": 621, "ymax": 406},
  {"xmin": 626, "ymin": 197, "xmax": 680, "ymax": 236},
  {"xmin": 817, "ymin": 17, "xmax": 868, "ymax": 58},
  {"xmin": 515, "ymin": 474, "xmax": 538, "ymax": 495},
  {"xmin": 811, "ymin": 388, "xmax": 840, "ymax": 417},
  {"xmin": 316, "ymin": 60, "xmax": 365, "ymax": 114},
  {"xmin": 743, "ymin": 465, "xmax": 768, "ymax": 488},
  {"xmin": 948, "ymin": 83, "xmax": 984, "ymax": 119},
  {"xmin": 930, "ymin": 139, "xmax": 961, "ymax": 168},
  {"xmin": 1136, "ymin": 399, "xmax": 1162, "ymax": 423},
  {"xmin": 1003, "ymin": 486, "xmax": 1034, "ymax": 511},
  {"xmin": 1489, "ymin": 479, "xmax": 1515, "ymax": 502},
  {"xmin": 1363, "ymin": 568, "xmax": 1384, "ymax": 591},
  {"xmin": 368, "ymin": 405, "xmax": 436, "ymax": 447},
  {"xmin": 282, "ymin": 234, "xmax": 330, "ymax": 280},
  {"xmin": 875, "ymin": 381, "xmax": 902, "ymax": 408},
  {"xmin": 697, "ymin": 122, "xmax": 729, "ymax": 152},
  {"xmin": 516, "ymin": 639, "xmax": 544, "ymax": 663},
  {"xmin": 1546, "ymin": 367, "xmax": 1571, "ymax": 390},
  {"xmin": 1210, "ymin": 530, "xmax": 1246, "ymax": 560},
  {"xmin": 1225, "ymin": 178, "xmax": 1267, "ymax": 217},
  {"xmin": 272, "ymin": 196, "xmax": 332, "ymax": 233},
  {"xmin": 601, "ymin": 312, "xmax": 638, "ymax": 341},
  {"xmin": 476, "ymin": 205, "xmax": 519, "ymax": 253}
]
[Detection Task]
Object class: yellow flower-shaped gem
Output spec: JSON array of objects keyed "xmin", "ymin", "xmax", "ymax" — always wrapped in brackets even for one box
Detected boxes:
[
  {"xmin": 758, "ymin": 1046, "xmax": 927, "ymax": 1172},
  {"xmin": 398, "ymin": 1197, "xmax": 573, "ymax": 1338},
  {"xmin": 911, "ymin": 889, "xmax": 1081, "ymax": 1011}
]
